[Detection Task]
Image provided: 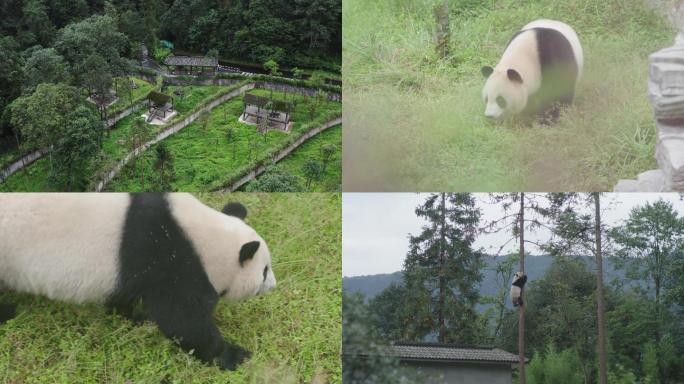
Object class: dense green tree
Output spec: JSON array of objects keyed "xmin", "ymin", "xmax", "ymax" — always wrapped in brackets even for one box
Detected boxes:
[
  {"xmin": 342, "ymin": 293, "xmax": 419, "ymax": 384},
  {"xmin": 8, "ymin": 82, "xmax": 81, "ymax": 153},
  {"xmin": 367, "ymin": 283, "xmax": 406, "ymax": 341},
  {"xmin": 20, "ymin": 0, "xmax": 57, "ymax": 47},
  {"xmin": 82, "ymin": 55, "xmax": 114, "ymax": 121},
  {"xmin": 319, "ymin": 143, "xmax": 337, "ymax": 173},
  {"xmin": 610, "ymin": 199, "xmax": 684, "ymax": 313},
  {"xmin": 54, "ymin": 14, "xmax": 129, "ymax": 85},
  {"xmin": 293, "ymin": 0, "xmax": 341, "ymax": 51},
  {"xmin": 152, "ymin": 142, "xmax": 175, "ymax": 191},
  {"xmin": 0, "ymin": 37, "xmax": 23, "ymax": 136},
  {"xmin": 607, "ymin": 292, "xmax": 659, "ymax": 372},
  {"xmin": 610, "ymin": 199, "xmax": 684, "ymax": 380},
  {"xmin": 302, "ymin": 158, "xmax": 323, "ymax": 190},
  {"xmin": 50, "ymin": 105, "xmax": 102, "ymax": 190},
  {"xmin": 402, "ymin": 193, "xmax": 483, "ymax": 343},
  {"xmin": 119, "ymin": 9, "xmax": 150, "ymax": 45},
  {"xmin": 22, "ymin": 47, "xmax": 70, "ymax": 92},
  {"xmin": 46, "ymin": 0, "xmax": 90, "ymax": 28},
  {"xmin": 245, "ymin": 165, "xmax": 300, "ymax": 192},
  {"xmin": 264, "ymin": 59, "xmax": 281, "ymax": 76}
]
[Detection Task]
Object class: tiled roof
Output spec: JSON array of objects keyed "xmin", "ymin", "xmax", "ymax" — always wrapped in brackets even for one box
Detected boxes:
[
  {"xmin": 163, "ymin": 55, "xmax": 218, "ymax": 67},
  {"xmin": 377, "ymin": 343, "xmax": 521, "ymax": 364}
]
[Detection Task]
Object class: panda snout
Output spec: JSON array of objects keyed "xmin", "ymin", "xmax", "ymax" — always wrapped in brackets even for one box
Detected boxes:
[{"xmin": 258, "ymin": 275, "xmax": 276, "ymax": 295}]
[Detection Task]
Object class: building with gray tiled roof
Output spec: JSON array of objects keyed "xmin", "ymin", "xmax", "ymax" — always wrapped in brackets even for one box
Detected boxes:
[
  {"xmin": 163, "ymin": 56, "xmax": 218, "ymax": 75},
  {"xmin": 357, "ymin": 342, "xmax": 524, "ymax": 384}
]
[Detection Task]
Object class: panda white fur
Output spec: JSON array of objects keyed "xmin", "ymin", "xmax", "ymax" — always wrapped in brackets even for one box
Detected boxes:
[
  {"xmin": 481, "ymin": 19, "xmax": 584, "ymax": 123},
  {"xmin": 0, "ymin": 193, "xmax": 276, "ymax": 370},
  {"xmin": 510, "ymin": 271, "xmax": 527, "ymax": 307}
]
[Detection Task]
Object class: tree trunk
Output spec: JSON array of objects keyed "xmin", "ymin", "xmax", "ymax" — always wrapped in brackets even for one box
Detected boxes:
[
  {"xmin": 518, "ymin": 193, "xmax": 526, "ymax": 384},
  {"xmin": 434, "ymin": 1, "xmax": 450, "ymax": 59},
  {"xmin": 594, "ymin": 193, "xmax": 608, "ymax": 384},
  {"xmin": 438, "ymin": 192, "xmax": 446, "ymax": 343}
]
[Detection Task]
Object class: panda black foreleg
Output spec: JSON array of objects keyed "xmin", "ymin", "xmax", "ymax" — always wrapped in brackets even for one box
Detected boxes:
[
  {"xmin": 106, "ymin": 298, "xmax": 148, "ymax": 325},
  {"xmin": 0, "ymin": 290, "xmax": 17, "ymax": 324},
  {"xmin": 0, "ymin": 303, "xmax": 16, "ymax": 323},
  {"xmin": 142, "ymin": 288, "xmax": 251, "ymax": 370}
]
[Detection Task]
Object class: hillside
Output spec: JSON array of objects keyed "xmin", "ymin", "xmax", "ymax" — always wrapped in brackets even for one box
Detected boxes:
[{"xmin": 343, "ymin": 255, "xmax": 633, "ymax": 303}]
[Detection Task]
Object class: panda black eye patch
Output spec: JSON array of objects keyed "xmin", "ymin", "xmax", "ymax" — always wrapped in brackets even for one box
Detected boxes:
[
  {"xmin": 263, "ymin": 266, "xmax": 268, "ymax": 282},
  {"xmin": 496, "ymin": 96, "xmax": 507, "ymax": 108}
]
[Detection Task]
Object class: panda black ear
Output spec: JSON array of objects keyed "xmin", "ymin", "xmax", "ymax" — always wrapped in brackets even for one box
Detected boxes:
[
  {"xmin": 239, "ymin": 241, "xmax": 260, "ymax": 266},
  {"xmin": 507, "ymin": 69, "xmax": 523, "ymax": 84},
  {"xmin": 481, "ymin": 66, "xmax": 493, "ymax": 77},
  {"xmin": 223, "ymin": 202, "xmax": 247, "ymax": 220}
]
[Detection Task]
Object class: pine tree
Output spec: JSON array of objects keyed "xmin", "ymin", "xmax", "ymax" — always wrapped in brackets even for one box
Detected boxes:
[{"xmin": 402, "ymin": 193, "xmax": 483, "ymax": 344}]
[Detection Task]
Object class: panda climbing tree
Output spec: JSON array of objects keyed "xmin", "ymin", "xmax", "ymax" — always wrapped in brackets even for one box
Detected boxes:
[
  {"xmin": 510, "ymin": 272, "xmax": 528, "ymax": 307},
  {"xmin": 486, "ymin": 192, "xmax": 553, "ymax": 384}
]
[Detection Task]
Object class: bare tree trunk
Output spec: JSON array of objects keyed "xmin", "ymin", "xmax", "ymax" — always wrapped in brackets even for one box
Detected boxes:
[
  {"xmin": 434, "ymin": 1, "xmax": 450, "ymax": 59},
  {"xmin": 518, "ymin": 193, "xmax": 526, "ymax": 384},
  {"xmin": 438, "ymin": 192, "xmax": 446, "ymax": 343},
  {"xmin": 594, "ymin": 193, "xmax": 608, "ymax": 384}
]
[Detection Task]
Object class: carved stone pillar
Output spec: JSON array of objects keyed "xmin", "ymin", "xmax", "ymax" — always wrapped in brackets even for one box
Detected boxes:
[{"xmin": 614, "ymin": 29, "xmax": 684, "ymax": 191}]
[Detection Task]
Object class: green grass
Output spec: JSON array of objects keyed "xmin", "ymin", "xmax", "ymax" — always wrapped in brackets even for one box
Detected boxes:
[
  {"xmin": 0, "ymin": 84, "xmax": 235, "ymax": 191},
  {"xmin": 106, "ymin": 89, "xmax": 342, "ymax": 192},
  {"xmin": 0, "ymin": 193, "xmax": 342, "ymax": 384},
  {"xmin": 342, "ymin": 0, "xmax": 675, "ymax": 191},
  {"xmin": 106, "ymin": 77, "xmax": 156, "ymax": 116},
  {"xmin": 241, "ymin": 125, "xmax": 342, "ymax": 192}
]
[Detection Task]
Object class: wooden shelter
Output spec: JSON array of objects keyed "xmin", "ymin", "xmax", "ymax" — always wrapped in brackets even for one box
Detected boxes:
[
  {"xmin": 163, "ymin": 55, "xmax": 218, "ymax": 75},
  {"xmin": 146, "ymin": 91, "xmax": 174, "ymax": 121},
  {"xmin": 241, "ymin": 94, "xmax": 292, "ymax": 131}
]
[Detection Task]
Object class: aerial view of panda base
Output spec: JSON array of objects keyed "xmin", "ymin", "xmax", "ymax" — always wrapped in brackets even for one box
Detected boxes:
[
  {"xmin": 343, "ymin": 0, "xmax": 679, "ymax": 192},
  {"xmin": 0, "ymin": 0, "xmax": 341, "ymax": 192},
  {"xmin": 0, "ymin": 192, "xmax": 342, "ymax": 383}
]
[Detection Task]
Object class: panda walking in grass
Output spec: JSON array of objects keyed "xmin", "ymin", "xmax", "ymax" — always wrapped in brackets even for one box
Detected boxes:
[
  {"xmin": 481, "ymin": 19, "xmax": 584, "ymax": 124},
  {"xmin": 0, "ymin": 193, "xmax": 277, "ymax": 371},
  {"xmin": 510, "ymin": 271, "xmax": 528, "ymax": 307}
]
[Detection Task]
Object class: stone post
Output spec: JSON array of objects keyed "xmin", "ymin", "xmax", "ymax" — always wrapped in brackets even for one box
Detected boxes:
[
  {"xmin": 652, "ymin": 29, "xmax": 684, "ymax": 190},
  {"xmin": 614, "ymin": 29, "xmax": 684, "ymax": 191}
]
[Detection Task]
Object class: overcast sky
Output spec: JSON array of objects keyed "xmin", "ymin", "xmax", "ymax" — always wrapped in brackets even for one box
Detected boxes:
[{"xmin": 342, "ymin": 193, "xmax": 684, "ymax": 277}]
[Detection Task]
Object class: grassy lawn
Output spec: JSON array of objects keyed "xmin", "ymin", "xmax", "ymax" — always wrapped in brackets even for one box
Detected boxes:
[
  {"xmin": 241, "ymin": 125, "xmax": 342, "ymax": 192},
  {"xmin": 106, "ymin": 77, "xmax": 156, "ymax": 115},
  {"xmin": 0, "ymin": 84, "xmax": 235, "ymax": 191},
  {"xmin": 343, "ymin": 0, "xmax": 674, "ymax": 191},
  {"xmin": 0, "ymin": 192, "xmax": 342, "ymax": 384},
  {"xmin": 107, "ymin": 89, "xmax": 342, "ymax": 192}
]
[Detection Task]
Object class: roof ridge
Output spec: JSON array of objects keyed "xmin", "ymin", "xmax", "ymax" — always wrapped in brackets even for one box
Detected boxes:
[{"xmin": 393, "ymin": 341, "xmax": 496, "ymax": 350}]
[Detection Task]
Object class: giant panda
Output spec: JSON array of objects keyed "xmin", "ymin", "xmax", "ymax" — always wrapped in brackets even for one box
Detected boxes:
[
  {"xmin": 481, "ymin": 19, "xmax": 584, "ymax": 123},
  {"xmin": 510, "ymin": 271, "xmax": 527, "ymax": 307},
  {"xmin": 0, "ymin": 193, "xmax": 276, "ymax": 371}
]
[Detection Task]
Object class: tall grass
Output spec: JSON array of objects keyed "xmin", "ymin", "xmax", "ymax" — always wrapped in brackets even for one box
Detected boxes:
[{"xmin": 343, "ymin": 0, "xmax": 674, "ymax": 191}]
